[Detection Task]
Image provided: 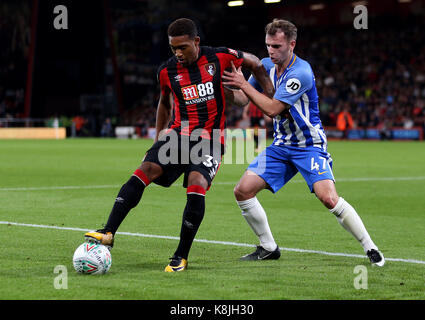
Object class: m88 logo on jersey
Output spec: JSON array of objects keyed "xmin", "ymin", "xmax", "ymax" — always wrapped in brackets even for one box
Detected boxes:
[{"xmin": 182, "ymin": 82, "xmax": 214, "ymax": 101}]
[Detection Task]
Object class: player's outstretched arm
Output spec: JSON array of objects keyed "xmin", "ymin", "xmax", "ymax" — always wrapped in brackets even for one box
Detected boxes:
[
  {"xmin": 154, "ymin": 89, "xmax": 172, "ymax": 142},
  {"xmin": 223, "ymin": 61, "xmax": 289, "ymax": 118},
  {"xmin": 240, "ymin": 52, "xmax": 274, "ymax": 99}
]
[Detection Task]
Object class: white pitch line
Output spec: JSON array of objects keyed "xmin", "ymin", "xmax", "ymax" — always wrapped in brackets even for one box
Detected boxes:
[
  {"xmin": 0, "ymin": 185, "xmax": 120, "ymax": 191},
  {"xmin": 1, "ymin": 176, "xmax": 424, "ymax": 192},
  {"xmin": 1, "ymin": 221, "xmax": 424, "ymax": 265}
]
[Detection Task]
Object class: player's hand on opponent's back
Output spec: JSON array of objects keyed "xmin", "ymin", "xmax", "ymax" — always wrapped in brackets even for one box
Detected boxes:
[{"xmin": 222, "ymin": 61, "xmax": 247, "ymax": 90}]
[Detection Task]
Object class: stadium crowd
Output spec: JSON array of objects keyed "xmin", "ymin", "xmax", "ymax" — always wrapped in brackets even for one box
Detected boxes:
[
  {"xmin": 1, "ymin": 1, "xmax": 424, "ymax": 137},
  {"xmin": 112, "ymin": 4, "xmax": 425, "ymax": 136},
  {"xmin": 0, "ymin": 1, "xmax": 30, "ymax": 121},
  {"xmin": 297, "ymin": 17, "xmax": 425, "ymax": 132}
]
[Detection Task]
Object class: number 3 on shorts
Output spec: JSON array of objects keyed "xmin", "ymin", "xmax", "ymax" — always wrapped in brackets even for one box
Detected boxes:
[
  {"xmin": 203, "ymin": 155, "xmax": 214, "ymax": 167},
  {"xmin": 203, "ymin": 154, "xmax": 219, "ymax": 169}
]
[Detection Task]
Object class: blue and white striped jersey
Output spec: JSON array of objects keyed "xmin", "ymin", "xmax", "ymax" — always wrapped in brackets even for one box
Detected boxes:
[{"xmin": 248, "ymin": 54, "xmax": 327, "ymax": 150}]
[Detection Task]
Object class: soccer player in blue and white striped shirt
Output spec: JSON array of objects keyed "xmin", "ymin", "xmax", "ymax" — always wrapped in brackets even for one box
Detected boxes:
[{"xmin": 223, "ymin": 19, "xmax": 384, "ymax": 266}]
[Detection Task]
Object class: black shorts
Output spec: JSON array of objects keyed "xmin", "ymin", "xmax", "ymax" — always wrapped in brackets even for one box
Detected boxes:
[{"xmin": 143, "ymin": 132, "xmax": 223, "ymax": 189}]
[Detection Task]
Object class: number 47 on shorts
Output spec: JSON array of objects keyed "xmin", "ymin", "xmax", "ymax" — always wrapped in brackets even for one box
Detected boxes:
[{"xmin": 311, "ymin": 156, "xmax": 328, "ymax": 175}]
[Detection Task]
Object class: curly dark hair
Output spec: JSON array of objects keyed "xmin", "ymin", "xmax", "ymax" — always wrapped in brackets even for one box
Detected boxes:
[{"xmin": 167, "ymin": 18, "xmax": 198, "ymax": 39}]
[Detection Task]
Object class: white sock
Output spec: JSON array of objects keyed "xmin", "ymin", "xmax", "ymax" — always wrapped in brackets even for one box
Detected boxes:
[
  {"xmin": 237, "ymin": 197, "xmax": 277, "ymax": 252},
  {"xmin": 330, "ymin": 197, "xmax": 378, "ymax": 253}
]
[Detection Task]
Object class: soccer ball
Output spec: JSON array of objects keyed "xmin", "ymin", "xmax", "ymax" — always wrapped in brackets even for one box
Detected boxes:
[{"xmin": 73, "ymin": 242, "xmax": 112, "ymax": 274}]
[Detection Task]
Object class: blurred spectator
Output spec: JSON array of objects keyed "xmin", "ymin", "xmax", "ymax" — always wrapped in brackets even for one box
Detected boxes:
[
  {"xmin": 101, "ymin": 118, "xmax": 114, "ymax": 137},
  {"xmin": 378, "ymin": 119, "xmax": 393, "ymax": 141},
  {"xmin": 336, "ymin": 105, "xmax": 354, "ymax": 139},
  {"xmin": 72, "ymin": 115, "xmax": 86, "ymax": 137},
  {"xmin": 46, "ymin": 115, "xmax": 59, "ymax": 128},
  {"xmin": 0, "ymin": 1, "xmax": 30, "ymax": 119},
  {"xmin": 244, "ymin": 102, "xmax": 265, "ymax": 151}
]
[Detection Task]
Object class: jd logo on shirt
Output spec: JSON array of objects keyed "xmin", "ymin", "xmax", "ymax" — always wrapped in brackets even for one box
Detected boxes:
[{"xmin": 286, "ymin": 78, "xmax": 301, "ymax": 94}]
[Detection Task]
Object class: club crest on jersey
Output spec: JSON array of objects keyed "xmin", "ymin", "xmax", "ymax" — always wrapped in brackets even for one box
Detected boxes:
[{"xmin": 205, "ymin": 63, "xmax": 216, "ymax": 76}]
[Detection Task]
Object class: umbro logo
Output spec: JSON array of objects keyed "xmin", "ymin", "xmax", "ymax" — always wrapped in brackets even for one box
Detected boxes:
[
  {"xmin": 174, "ymin": 74, "xmax": 183, "ymax": 82},
  {"xmin": 115, "ymin": 197, "xmax": 124, "ymax": 203},
  {"xmin": 228, "ymin": 48, "xmax": 238, "ymax": 57}
]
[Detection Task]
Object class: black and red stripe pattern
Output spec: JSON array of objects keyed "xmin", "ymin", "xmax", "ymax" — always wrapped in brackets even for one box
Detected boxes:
[
  {"xmin": 132, "ymin": 168, "xmax": 150, "ymax": 186},
  {"xmin": 157, "ymin": 46, "xmax": 243, "ymax": 144},
  {"xmin": 187, "ymin": 185, "xmax": 206, "ymax": 196},
  {"xmin": 248, "ymin": 102, "xmax": 263, "ymax": 118}
]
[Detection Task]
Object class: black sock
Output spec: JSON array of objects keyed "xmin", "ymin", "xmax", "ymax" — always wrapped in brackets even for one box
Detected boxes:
[
  {"xmin": 174, "ymin": 186, "xmax": 206, "ymax": 260},
  {"xmin": 105, "ymin": 175, "xmax": 147, "ymax": 234}
]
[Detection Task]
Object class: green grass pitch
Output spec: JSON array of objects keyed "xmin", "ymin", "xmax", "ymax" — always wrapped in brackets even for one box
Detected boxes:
[{"xmin": 0, "ymin": 138, "xmax": 424, "ymax": 300}]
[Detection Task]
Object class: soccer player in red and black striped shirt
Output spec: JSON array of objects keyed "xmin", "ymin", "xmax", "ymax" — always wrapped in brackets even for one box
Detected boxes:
[
  {"xmin": 85, "ymin": 18, "xmax": 274, "ymax": 272},
  {"xmin": 243, "ymin": 101, "xmax": 267, "ymax": 150}
]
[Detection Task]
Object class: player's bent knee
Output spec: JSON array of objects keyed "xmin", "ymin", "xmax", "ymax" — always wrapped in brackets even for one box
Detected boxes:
[
  {"xmin": 313, "ymin": 180, "xmax": 339, "ymax": 209},
  {"xmin": 234, "ymin": 184, "xmax": 255, "ymax": 201},
  {"xmin": 233, "ymin": 185, "xmax": 243, "ymax": 200},
  {"xmin": 319, "ymin": 194, "xmax": 339, "ymax": 210},
  {"xmin": 187, "ymin": 171, "xmax": 209, "ymax": 190},
  {"xmin": 139, "ymin": 161, "xmax": 163, "ymax": 181}
]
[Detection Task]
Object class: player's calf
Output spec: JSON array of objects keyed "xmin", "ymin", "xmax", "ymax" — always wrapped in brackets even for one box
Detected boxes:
[
  {"xmin": 103, "ymin": 169, "xmax": 150, "ymax": 233},
  {"xmin": 330, "ymin": 197, "xmax": 384, "ymax": 265},
  {"xmin": 237, "ymin": 196, "xmax": 278, "ymax": 254},
  {"xmin": 85, "ymin": 168, "xmax": 152, "ymax": 248},
  {"xmin": 172, "ymin": 185, "xmax": 206, "ymax": 262}
]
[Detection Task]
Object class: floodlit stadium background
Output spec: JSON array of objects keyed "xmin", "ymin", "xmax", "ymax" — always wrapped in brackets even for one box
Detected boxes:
[
  {"xmin": 1, "ymin": 1, "xmax": 425, "ymax": 302},
  {"xmin": 1, "ymin": 0, "xmax": 424, "ymax": 141}
]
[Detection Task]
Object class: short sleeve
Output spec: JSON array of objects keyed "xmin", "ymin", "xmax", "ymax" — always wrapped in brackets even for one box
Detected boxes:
[
  {"xmin": 247, "ymin": 58, "xmax": 271, "ymax": 93},
  {"xmin": 216, "ymin": 47, "xmax": 244, "ymax": 69},
  {"xmin": 274, "ymin": 69, "xmax": 313, "ymax": 106},
  {"xmin": 157, "ymin": 66, "xmax": 170, "ymax": 96}
]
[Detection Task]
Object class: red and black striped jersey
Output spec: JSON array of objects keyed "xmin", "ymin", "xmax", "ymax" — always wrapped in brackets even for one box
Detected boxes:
[
  {"xmin": 157, "ymin": 46, "xmax": 243, "ymax": 144},
  {"xmin": 248, "ymin": 102, "xmax": 263, "ymax": 118}
]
